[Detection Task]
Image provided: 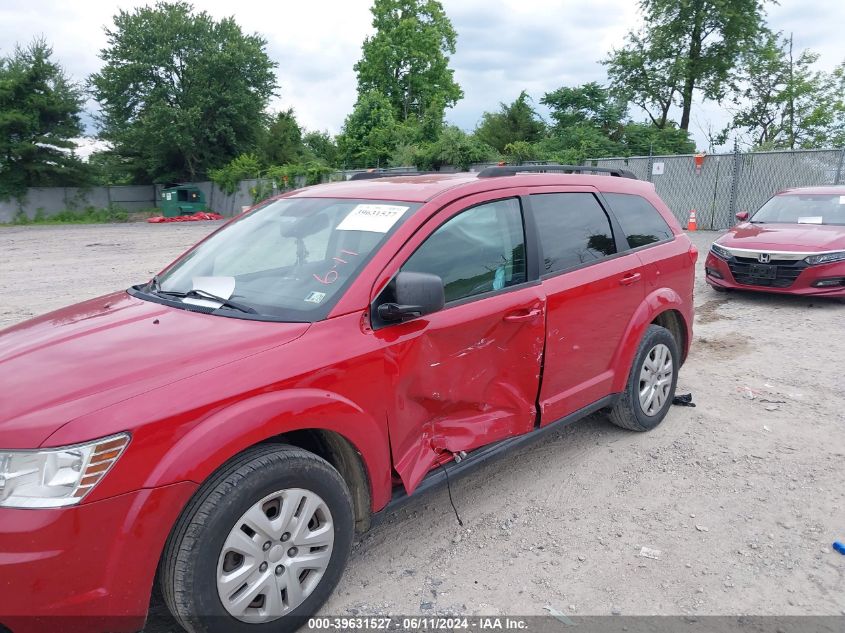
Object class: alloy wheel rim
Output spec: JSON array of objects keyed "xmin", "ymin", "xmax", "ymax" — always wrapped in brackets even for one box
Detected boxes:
[
  {"xmin": 638, "ymin": 343, "xmax": 673, "ymax": 416},
  {"xmin": 216, "ymin": 488, "xmax": 334, "ymax": 623}
]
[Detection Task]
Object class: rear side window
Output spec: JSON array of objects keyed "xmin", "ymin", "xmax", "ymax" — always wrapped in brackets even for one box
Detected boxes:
[
  {"xmin": 605, "ymin": 193, "xmax": 673, "ymax": 248},
  {"xmin": 530, "ymin": 193, "xmax": 616, "ymax": 274},
  {"xmin": 402, "ymin": 198, "xmax": 526, "ymax": 303}
]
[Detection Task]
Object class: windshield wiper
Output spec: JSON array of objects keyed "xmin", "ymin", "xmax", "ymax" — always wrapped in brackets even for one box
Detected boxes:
[{"xmin": 153, "ymin": 288, "xmax": 258, "ymax": 314}]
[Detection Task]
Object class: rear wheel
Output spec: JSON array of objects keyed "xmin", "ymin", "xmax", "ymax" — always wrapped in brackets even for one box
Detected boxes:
[
  {"xmin": 160, "ymin": 444, "xmax": 354, "ymax": 633},
  {"xmin": 608, "ymin": 324, "xmax": 679, "ymax": 432}
]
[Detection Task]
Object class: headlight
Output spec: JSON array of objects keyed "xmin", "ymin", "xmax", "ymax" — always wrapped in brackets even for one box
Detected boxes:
[
  {"xmin": 710, "ymin": 243, "xmax": 732, "ymax": 260},
  {"xmin": 0, "ymin": 434, "xmax": 129, "ymax": 508},
  {"xmin": 804, "ymin": 251, "xmax": 845, "ymax": 265}
]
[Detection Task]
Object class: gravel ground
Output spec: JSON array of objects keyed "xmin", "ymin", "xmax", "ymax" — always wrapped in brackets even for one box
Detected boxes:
[{"xmin": 1, "ymin": 222, "xmax": 843, "ymax": 628}]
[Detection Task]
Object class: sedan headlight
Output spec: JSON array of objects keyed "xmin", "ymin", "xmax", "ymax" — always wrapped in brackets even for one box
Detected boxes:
[
  {"xmin": 804, "ymin": 251, "xmax": 845, "ymax": 265},
  {"xmin": 0, "ymin": 434, "xmax": 129, "ymax": 508},
  {"xmin": 710, "ymin": 243, "xmax": 732, "ymax": 260}
]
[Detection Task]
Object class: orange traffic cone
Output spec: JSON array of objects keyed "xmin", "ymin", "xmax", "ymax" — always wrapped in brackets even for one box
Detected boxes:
[{"xmin": 687, "ymin": 209, "xmax": 698, "ymax": 231}]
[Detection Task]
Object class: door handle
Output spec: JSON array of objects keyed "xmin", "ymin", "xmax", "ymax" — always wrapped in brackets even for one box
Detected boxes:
[
  {"xmin": 503, "ymin": 308, "xmax": 542, "ymax": 323},
  {"xmin": 619, "ymin": 272, "xmax": 642, "ymax": 286}
]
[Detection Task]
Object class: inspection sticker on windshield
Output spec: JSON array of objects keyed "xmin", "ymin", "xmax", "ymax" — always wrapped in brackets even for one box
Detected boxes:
[
  {"xmin": 336, "ymin": 204, "xmax": 409, "ymax": 233},
  {"xmin": 304, "ymin": 291, "xmax": 327, "ymax": 304}
]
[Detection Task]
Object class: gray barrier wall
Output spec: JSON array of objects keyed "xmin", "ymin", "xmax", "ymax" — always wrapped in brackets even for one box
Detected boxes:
[
  {"xmin": 4, "ymin": 151, "xmax": 844, "ymax": 226},
  {"xmin": 0, "ymin": 181, "xmax": 273, "ymax": 222}
]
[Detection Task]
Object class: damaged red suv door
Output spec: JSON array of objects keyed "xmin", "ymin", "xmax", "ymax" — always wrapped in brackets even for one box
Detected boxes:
[{"xmin": 370, "ymin": 193, "xmax": 545, "ymax": 493}]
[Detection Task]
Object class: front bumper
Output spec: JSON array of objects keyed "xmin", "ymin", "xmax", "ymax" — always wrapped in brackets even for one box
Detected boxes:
[
  {"xmin": 0, "ymin": 482, "xmax": 197, "ymax": 633},
  {"xmin": 705, "ymin": 252, "xmax": 845, "ymax": 297}
]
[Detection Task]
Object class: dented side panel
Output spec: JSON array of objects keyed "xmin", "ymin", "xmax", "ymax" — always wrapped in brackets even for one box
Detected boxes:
[
  {"xmin": 374, "ymin": 285, "xmax": 546, "ymax": 493},
  {"xmin": 538, "ymin": 251, "xmax": 646, "ymax": 423}
]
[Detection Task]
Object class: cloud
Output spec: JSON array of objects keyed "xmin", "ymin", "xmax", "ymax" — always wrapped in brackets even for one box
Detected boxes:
[{"xmin": 1, "ymin": 0, "xmax": 842, "ymax": 153}]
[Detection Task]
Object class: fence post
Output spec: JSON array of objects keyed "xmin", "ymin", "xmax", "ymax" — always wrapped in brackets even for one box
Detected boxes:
[
  {"xmin": 727, "ymin": 142, "xmax": 741, "ymax": 223},
  {"xmin": 646, "ymin": 144, "xmax": 654, "ymax": 183},
  {"xmin": 834, "ymin": 148, "xmax": 845, "ymax": 185}
]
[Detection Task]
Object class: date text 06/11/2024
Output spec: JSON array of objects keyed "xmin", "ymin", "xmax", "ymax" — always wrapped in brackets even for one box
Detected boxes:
[{"xmin": 306, "ymin": 617, "xmax": 529, "ymax": 630}]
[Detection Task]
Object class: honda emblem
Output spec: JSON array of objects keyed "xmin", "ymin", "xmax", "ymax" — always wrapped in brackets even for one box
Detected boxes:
[{"xmin": 758, "ymin": 253, "xmax": 771, "ymax": 263}]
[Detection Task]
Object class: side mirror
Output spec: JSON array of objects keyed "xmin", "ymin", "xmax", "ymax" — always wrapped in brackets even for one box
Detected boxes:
[
  {"xmin": 735, "ymin": 211, "xmax": 749, "ymax": 222},
  {"xmin": 377, "ymin": 271, "xmax": 445, "ymax": 322}
]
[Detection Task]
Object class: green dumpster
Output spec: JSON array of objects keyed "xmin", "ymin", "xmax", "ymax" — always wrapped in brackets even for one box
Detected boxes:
[{"xmin": 160, "ymin": 185, "xmax": 206, "ymax": 217}]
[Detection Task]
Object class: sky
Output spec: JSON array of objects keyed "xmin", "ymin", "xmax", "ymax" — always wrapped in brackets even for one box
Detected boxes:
[{"xmin": 1, "ymin": 0, "xmax": 844, "ymax": 154}]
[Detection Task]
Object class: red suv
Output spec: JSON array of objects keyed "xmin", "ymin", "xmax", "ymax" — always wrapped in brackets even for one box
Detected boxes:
[{"xmin": 0, "ymin": 166, "xmax": 695, "ymax": 633}]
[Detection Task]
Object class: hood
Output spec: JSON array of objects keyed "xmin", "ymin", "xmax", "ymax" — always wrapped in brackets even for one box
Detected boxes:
[
  {"xmin": 0, "ymin": 291, "xmax": 309, "ymax": 448},
  {"xmin": 719, "ymin": 223, "xmax": 845, "ymax": 252}
]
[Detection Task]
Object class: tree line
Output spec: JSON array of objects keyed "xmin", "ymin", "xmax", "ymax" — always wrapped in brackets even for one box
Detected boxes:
[{"xmin": 1, "ymin": 0, "xmax": 843, "ymax": 200}]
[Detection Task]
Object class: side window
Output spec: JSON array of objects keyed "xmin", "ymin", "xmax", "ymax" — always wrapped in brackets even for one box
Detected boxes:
[
  {"xmin": 604, "ymin": 193, "xmax": 674, "ymax": 248},
  {"xmin": 531, "ymin": 193, "xmax": 616, "ymax": 274},
  {"xmin": 402, "ymin": 198, "xmax": 526, "ymax": 303}
]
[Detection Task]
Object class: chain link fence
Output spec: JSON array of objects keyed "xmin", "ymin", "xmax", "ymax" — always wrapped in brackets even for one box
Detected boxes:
[{"xmin": 587, "ymin": 148, "xmax": 845, "ymax": 230}]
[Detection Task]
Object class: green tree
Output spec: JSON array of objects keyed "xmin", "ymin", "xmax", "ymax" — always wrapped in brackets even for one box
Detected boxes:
[
  {"xmin": 0, "ymin": 38, "xmax": 88, "ymax": 198},
  {"xmin": 87, "ymin": 149, "xmax": 134, "ymax": 185},
  {"xmin": 725, "ymin": 32, "xmax": 844, "ymax": 149},
  {"xmin": 503, "ymin": 140, "xmax": 539, "ymax": 164},
  {"xmin": 606, "ymin": 0, "xmax": 768, "ymax": 130},
  {"xmin": 541, "ymin": 82, "xmax": 627, "ymax": 134},
  {"xmin": 208, "ymin": 153, "xmax": 261, "ymax": 194},
  {"xmin": 427, "ymin": 126, "xmax": 496, "ymax": 170},
  {"xmin": 336, "ymin": 90, "xmax": 399, "ymax": 168},
  {"xmin": 620, "ymin": 122, "xmax": 696, "ymax": 155},
  {"xmin": 259, "ymin": 109, "xmax": 304, "ymax": 166},
  {"xmin": 534, "ymin": 82, "xmax": 696, "ymax": 160},
  {"xmin": 354, "ymin": 0, "xmax": 463, "ymax": 126},
  {"xmin": 604, "ymin": 34, "xmax": 681, "ymax": 128},
  {"xmin": 475, "ymin": 90, "xmax": 545, "ymax": 153},
  {"xmin": 535, "ymin": 127, "xmax": 624, "ymax": 164},
  {"xmin": 303, "ymin": 130, "xmax": 340, "ymax": 167},
  {"xmin": 90, "ymin": 1, "xmax": 277, "ymax": 183}
]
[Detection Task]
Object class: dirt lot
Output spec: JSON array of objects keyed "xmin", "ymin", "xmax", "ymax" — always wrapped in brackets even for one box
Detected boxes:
[{"xmin": 1, "ymin": 223, "xmax": 844, "ymax": 626}]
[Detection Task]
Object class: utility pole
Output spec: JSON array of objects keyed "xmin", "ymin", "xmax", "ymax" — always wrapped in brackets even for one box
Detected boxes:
[{"xmin": 787, "ymin": 32, "xmax": 795, "ymax": 150}]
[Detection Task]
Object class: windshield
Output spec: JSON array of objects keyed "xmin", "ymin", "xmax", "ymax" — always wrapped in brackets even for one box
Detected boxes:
[
  {"xmin": 145, "ymin": 197, "xmax": 419, "ymax": 321},
  {"xmin": 751, "ymin": 193, "xmax": 845, "ymax": 225}
]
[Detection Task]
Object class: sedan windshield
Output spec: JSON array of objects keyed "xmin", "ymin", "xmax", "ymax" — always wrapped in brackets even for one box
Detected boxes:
[
  {"xmin": 142, "ymin": 197, "xmax": 419, "ymax": 321},
  {"xmin": 751, "ymin": 193, "xmax": 845, "ymax": 225}
]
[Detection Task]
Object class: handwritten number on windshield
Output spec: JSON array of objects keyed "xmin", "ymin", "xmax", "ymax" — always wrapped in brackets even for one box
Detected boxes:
[{"xmin": 313, "ymin": 249, "xmax": 358, "ymax": 285}]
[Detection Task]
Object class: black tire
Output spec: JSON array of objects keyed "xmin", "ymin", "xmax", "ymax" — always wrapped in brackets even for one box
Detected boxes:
[
  {"xmin": 160, "ymin": 444, "xmax": 354, "ymax": 633},
  {"xmin": 608, "ymin": 324, "xmax": 679, "ymax": 432}
]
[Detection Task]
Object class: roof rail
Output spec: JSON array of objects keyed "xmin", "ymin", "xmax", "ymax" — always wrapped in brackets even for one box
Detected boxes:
[
  {"xmin": 348, "ymin": 170, "xmax": 439, "ymax": 181},
  {"xmin": 475, "ymin": 164, "xmax": 637, "ymax": 179}
]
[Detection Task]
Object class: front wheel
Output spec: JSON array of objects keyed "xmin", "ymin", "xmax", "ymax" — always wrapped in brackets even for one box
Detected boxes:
[
  {"xmin": 608, "ymin": 324, "xmax": 679, "ymax": 432},
  {"xmin": 160, "ymin": 444, "xmax": 354, "ymax": 633}
]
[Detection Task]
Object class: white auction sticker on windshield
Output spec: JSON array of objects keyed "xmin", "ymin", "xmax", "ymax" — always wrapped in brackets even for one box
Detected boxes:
[
  {"xmin": 798, "ymin": 216, "xmax": 823, "ymax": 224},
  {"xmin": 840, "ymin": 195, "xmax": 845, "ymax": 204},
  {"xmin": 336, "ymin": 204, "xmax": 409, "ymax": 233},
  {"xmin": 304, "ymin": 291, "xmax": 326, "ymax": 304}
]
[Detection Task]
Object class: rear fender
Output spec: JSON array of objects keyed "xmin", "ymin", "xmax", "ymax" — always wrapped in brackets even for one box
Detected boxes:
[
  {"xmin": 142, "ymin": 389, "xmax": 393, "ymax": 511},
  {"xmin": 610, "ymin": 288, "xmax": 689, "ymax": 393}
]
